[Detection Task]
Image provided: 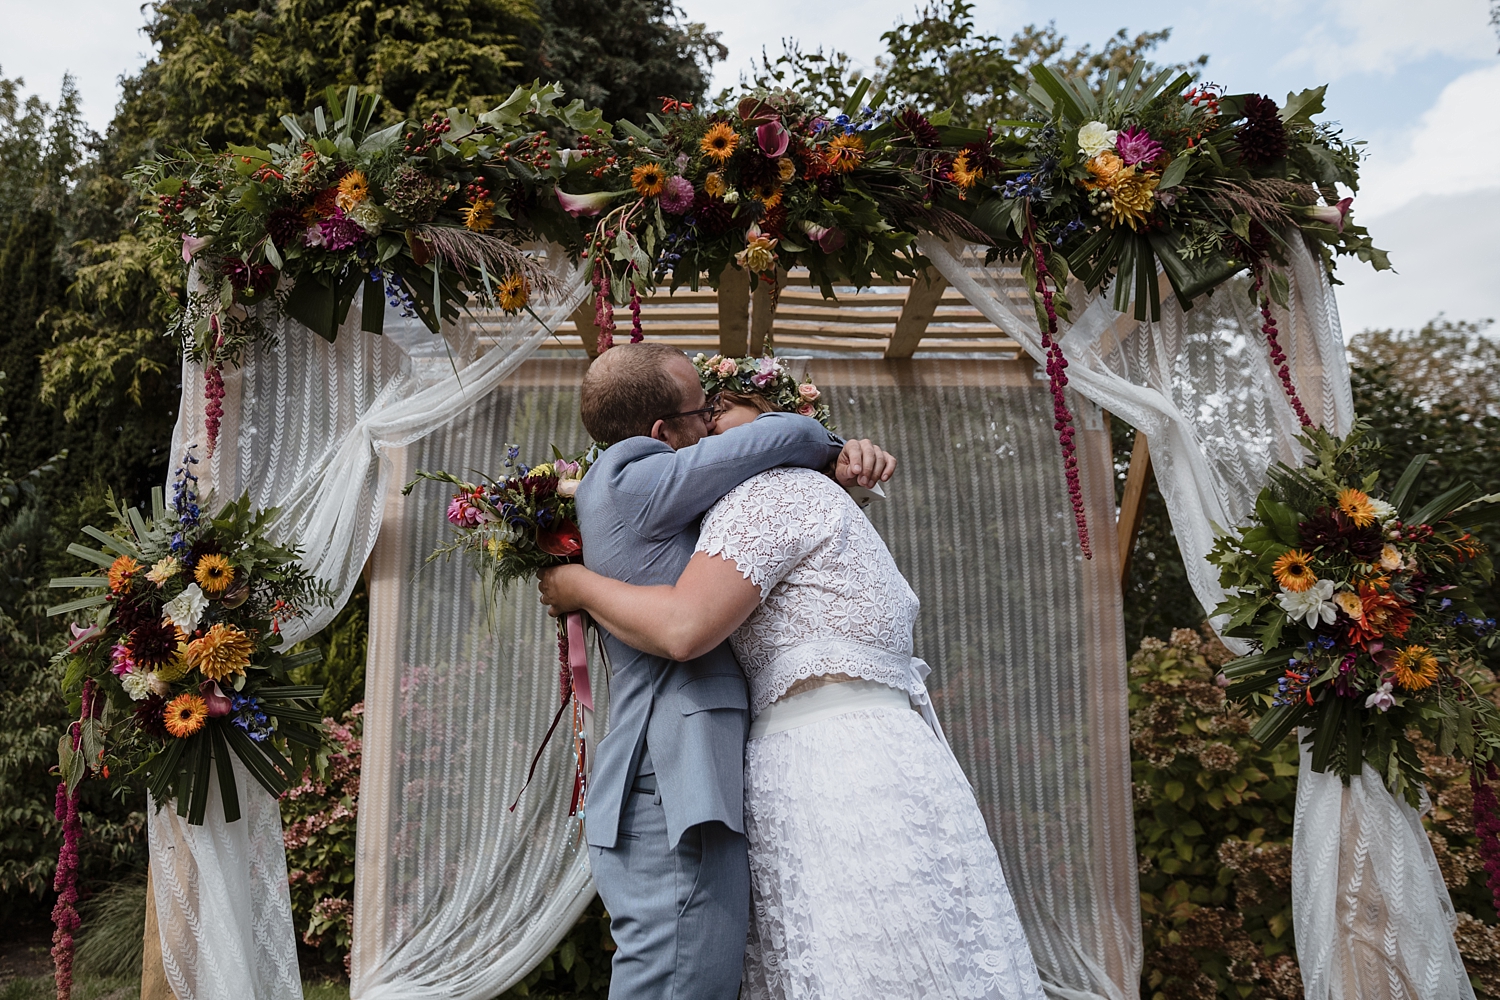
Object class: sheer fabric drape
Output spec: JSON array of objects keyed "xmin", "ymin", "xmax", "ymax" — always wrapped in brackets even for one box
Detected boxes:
[
  {"xmin": 922, "ymin": 237, "xmax": 1467, "ymax": 999},
  {"xmin": 153, "ymin": 248, "xmax": 590, "ymax": 1000}
]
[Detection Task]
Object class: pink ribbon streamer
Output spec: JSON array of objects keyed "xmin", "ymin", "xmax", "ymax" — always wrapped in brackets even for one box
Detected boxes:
[{"xmin": 567, "ymin": 612, "xmax": 592, "ymax": 712}]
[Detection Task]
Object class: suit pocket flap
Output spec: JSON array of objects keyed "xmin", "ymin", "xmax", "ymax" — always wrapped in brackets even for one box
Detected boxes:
[{"xmin": 678, "ymin": 673, "xmax": 747, "ymax": 714}]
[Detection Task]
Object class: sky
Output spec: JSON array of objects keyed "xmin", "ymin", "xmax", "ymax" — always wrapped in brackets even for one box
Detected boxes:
[{"xmin": 1, "ymin": 0, "xmax": 1496, "ymax": 336}]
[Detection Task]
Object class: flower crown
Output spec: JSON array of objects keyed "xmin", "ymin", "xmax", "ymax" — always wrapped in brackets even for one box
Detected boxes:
[{"xmin": 692, "ymin": 354, "xmax": 833, "ymax": 430}]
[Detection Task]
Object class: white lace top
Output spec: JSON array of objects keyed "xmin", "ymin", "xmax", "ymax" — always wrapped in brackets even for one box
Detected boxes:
[{"xmin": 696, "ymin": 467, "xmax": 921, "ymax": 716}]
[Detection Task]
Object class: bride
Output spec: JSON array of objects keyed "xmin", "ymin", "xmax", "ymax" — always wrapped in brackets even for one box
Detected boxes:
[{"xmin": 539, "ymin": 391, "xmax": 1045, "ymax": 999}]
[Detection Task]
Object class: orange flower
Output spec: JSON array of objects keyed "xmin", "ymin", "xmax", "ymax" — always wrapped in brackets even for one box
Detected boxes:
[
  {"xmin": 824, "ymin": 133, "xmax": 865, "ymax": 174},
  {"xmin": 194, "ymin": 553, "xmax": 235, "ymax": 596},
  {"xmin": 1337, "ymin": 488, "xmax": 1377, "ymax": 528},
  {"xmin": 107, "ymin": 555, "xmax": 143, "ymax": 594},
  {"xmin": 1345, "ymin": 583, "xmax": 1414, "ymax": 648},
  {"xmin": 631, "ymin": 162, "xmax": 667, "ymax": 198},
  {"xmin": 700, "ymin": 123, "xmax": 739, "ymax": 164},
  {"xmin": 497, "ymin": 273, "xmax": 528, "ymax": 313},
  {"xmin": 461, "ymin": 198, "xmax": 495, "ymax": 233},
  {"xmin": 1272, "ymin": 549, "xmax": 1316, "ymax": 593},
  {"xmin": 1083, "ymin": 151, "xmax": 1124, "ymax": 190},
  {"xmin": 186, "ymin": 623, "xmax": 255, "ymax": 681},
  {"xmin": 163, "ymin": 693, "xmax": 208, "ymax": 738},
  {"xmin": 749, "ymin": 182, "xmax": 782, "ymax": 208},
  {"xmin": 1391, "ymin": 645, "xmax": 1440, "ymax": 692},
  {"xmin": 951, "ymin": 151, "xmax": 983, "ymax": 189},
  {"xmin": 335, "ymin": 170, "xmax": 369, "ymax": 211}
]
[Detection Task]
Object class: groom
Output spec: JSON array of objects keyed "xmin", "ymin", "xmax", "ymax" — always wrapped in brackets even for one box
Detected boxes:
[{"xmin": 572, "ymin": 342, "xmax": 894, "ymax": 999}]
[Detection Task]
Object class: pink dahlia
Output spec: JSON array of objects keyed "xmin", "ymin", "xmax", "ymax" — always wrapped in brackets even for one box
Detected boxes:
[
  {"xmin": 318, "ymin": 210, "xmax": 367, "ymax": 251},
  {"xmin": 446, "ymin": 495, "xmax": 485, "ymax": 528},
  {"xmin": 659, "ymin": 175, "xmax": 695, "ymax": 214},
  {"xmin": 1115, "ymin": 127, "xmax": 1164, "ymax": 167},
  {"xmin": 110, "ymin": 644, "xmax": 136, "ymax": 676}
]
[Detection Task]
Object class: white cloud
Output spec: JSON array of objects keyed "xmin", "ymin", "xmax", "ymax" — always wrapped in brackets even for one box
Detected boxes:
[
  {"xmin": 1279, "ymin": 0, "xmax": 1494, "ymax": 78},
  {"xmin": 1353, "ymin": 63, "xmax": 1500, "ymax": 219},
  {"xmin": 0, "ymin": 0, "xmax": 151, "ymax": 133}
]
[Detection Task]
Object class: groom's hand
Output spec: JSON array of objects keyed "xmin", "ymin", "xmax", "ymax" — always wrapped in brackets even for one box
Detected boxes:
[{"xmin": 834, "ymin": 439, "xmax": 896, "ymax": 490}]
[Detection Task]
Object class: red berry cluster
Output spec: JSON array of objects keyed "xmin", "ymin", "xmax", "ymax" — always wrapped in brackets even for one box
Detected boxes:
[
  {"xmin": 571, "ymin": 129, "xmax": 619, "ymax": 179},
  {"xmin": 404, "ymin": 111, "xmax": 452, "ymax": 155},
  {"xmin": 465, "ymin": 178, "xmax": 491, "ymax": 204},
  {"xmin": 157, "ymin": 183, "xmax": 208, "ymax": 228},
  {"xmin": 498, "ymin": 132, "xmax": 557, "ymax": 172},
  {"xmin": 1253, "ymin": 272, "xmax": 1313, "ymax": 427},
  {"xmin": 1030, "ymin": 237, "xmax": 1092, "ymax": 559}
]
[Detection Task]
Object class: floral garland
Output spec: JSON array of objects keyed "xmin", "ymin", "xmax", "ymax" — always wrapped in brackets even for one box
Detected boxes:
[
  {"xmin": 691, "ymin": 353, "xmax": 833, "ymax": 429},
  {"xmin": 1208, "ymin": 426, "xmax": 1499, "ymax": 806}
]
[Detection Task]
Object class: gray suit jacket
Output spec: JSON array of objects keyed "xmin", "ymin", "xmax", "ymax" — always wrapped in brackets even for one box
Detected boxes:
[{"xmin": 576, "ymin": 413, "xmax": 844, "ymax": 849}]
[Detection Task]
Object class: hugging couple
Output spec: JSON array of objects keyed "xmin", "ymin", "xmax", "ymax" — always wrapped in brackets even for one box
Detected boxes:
[{"xmin": 537, "ymin": 343, "xmax": 1043, "ymax": 999}]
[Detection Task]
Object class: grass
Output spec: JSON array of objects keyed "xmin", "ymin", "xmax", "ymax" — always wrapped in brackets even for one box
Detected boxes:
[{"xmin": 0, "ymin": 975, "xmax": 348, "ymax": 1000}]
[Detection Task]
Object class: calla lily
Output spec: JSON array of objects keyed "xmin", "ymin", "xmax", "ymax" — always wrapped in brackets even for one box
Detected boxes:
[
  {"xmin": 737, "ymin": 97, "xmax": 772, "ymax": 125},
  {"xmin": 802, "ymin": 221, "xmax": 847, "ymax": 253},
  {"xmin": 200, "ymin": 680, "xmax": 234, "ymax": 717},
  {"xmin": 756, "ymin": 120, "xmax": 791, "ymax": 157},
  {"xmin": 181, "ymin": 234, "xmax": 211, "ymax": 263},
  {"xmin": 1303, "ymin": 197, "xmax": 1353, "ymax": 233},
  {"xmin": 555, "ymin": 188, "xmax": 619, "ymax": 217}
]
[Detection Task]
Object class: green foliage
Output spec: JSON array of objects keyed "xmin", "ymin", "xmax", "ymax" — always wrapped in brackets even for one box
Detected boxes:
[
  {"xmin": 74, "ymin": 871, "xmax": 147, "ymax": 977},
  {"xmin": 497, "ymin": 897, "xmax": 613, "ymax": 998},
  {"xmin": 1130, "ymin": 627, "xmax": 1303, "ymax": 1000},
  {"xmin": 292, "ymin": 577, "xmax": 368, "ymax": 717}
]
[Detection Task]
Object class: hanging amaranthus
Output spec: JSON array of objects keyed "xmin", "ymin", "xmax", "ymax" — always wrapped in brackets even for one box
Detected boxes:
[
  {"xmin": 52, "ymin": 680, "xmax": 97, "ymax": 1000},
  {"xmin": 593, "ymin": 261, "xmax": 616, "ymax": 354},
  {"xmin": 1252, "ymin": 271, "xmax": 1312, "ymax": 427},
  {"xmin": 1474, "ymin": 766, "xmax": 1500, "ymax": 914},
  {"xmin": 628, "ymin": 266, "xmax": 644, "ymax": 343}
]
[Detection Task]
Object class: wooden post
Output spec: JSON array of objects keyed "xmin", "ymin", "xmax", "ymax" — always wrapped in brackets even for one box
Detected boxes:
[
  {"xmin": 141, "ymin": 867, "xmax": 176, "ymax": 1000},
  {"xmin": 717, "ymin": 265, "xmax": 751, "ymax": 356},
  {"xmin": 884, "ymin": 270, "xmax": 949, "ymax": 359},
  {"xmin": 1117, "ymin": 430, "xmax": 1152, "ymax": 587},
  {"xmin": 570, "ymin": 298, "xmax": 600, "ymax": 359},
  {"xmin": 748, "ymin": 267, "xmax": 787, "ymax": 356}
]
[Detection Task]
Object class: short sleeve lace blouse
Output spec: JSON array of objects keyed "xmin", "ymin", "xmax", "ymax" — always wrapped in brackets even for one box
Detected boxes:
[{"xmin": 695, "ymin": 467, "xmax": 920, "ymax": 716}]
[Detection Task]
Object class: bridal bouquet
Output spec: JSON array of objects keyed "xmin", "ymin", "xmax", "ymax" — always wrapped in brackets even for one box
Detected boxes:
[
  {"xmin": 48, "ymin": 452, "xmax": 331, "ymax": 823},
  {"xmin": 1208, "ymin": 426, "xmax": 1499, "ymax": 803}
]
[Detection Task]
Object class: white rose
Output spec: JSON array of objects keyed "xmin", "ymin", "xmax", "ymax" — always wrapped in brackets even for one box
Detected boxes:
[
  {"xmin": 349, "ymin": 200, "xmax": 384, "ymax": 235},
  {"xmin": 1077, "ymin": 120, "xmax": 1119, "ymax": 158},
  {"xmin": 163, "ymin": 583, "xmax": 209, "ymax": 632}
]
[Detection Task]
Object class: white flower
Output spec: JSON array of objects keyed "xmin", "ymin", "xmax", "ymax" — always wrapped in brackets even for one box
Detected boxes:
[
  {"xmin": 163, "ymin": 583, "xmax": 209, "ymax": 632},
  {"xmin": 121, "ymin": 670, "xmax": 156, "ymax": 701},
  {"xmin": 349, "ymin": 200, "xmax": 383, "ymax": 235},
  {"xmin": 1077, "ymin": 120, "xmax": 1119, "ymax": 158},
  {"xmin": 1364, "ymin": 682, "xmax": 1394, "ymax": 713},
  {"xmin": 723, "ymin": 189, "xmax": 740, "ymax": 205},
  {"xmin": 1368, "ymin": 498, "xmax": 1397, "ymax": 524},
  {"xmin": 1277, "ymin": 578, "xmax": 1339, "ymax": 628}
]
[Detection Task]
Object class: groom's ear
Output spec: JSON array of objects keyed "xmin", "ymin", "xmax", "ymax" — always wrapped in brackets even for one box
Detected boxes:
[{"xmin": 649, "ymin": 419, "xmax": 670, "ymax": 443}]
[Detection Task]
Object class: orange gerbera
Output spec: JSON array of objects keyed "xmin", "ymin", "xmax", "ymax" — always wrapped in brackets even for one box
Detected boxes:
[
  {"xmin": 700, "ymin": 123, "xmax": 739, "ymax": 164},
  {"xmin": 335, "ymin": 170, "xmax": 369, "ymax": 211},
  {"xmin": 1392, "ymin": 645, "xmax": 1440, "ymax": 692},
  {"xmin": 194, "ymin": 553, "xmax": 235, "ymax": 596},
  {"xmin": 824, "ymin": 133, "xmax": 865, "ymax": 174},
  {"xmin": 186, "ymin": 622, "xmax": 255, "ymax": 681},
  {"xmin": 163, "ymin": 693, "xmax": 208, "ymax": 738},
  {"xmin": 1337, "ymin": 487, "xmax": 1377, "ymax": 528},
  {"xmin": 1272, "ymin": 549, "xmax": 1316, "ymax": 593},
  {"xmin": 631, "ymin": 162, "xmax": 667, "ymax": 198},
  {"xmin": 951, "ymin": 151, "xmax": 984, "ymax": 190},
  {"xmin": 749, "ymin": 182, "xmax": 782, "ymax": 208},
  {"xmin": 107, "ymin": 554, "xmax": 143, "ymax": 594}
]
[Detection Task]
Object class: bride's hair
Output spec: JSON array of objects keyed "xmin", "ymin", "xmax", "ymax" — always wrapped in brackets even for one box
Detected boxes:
[
  {"xmin": 716, "ymin": 391, "xmax": 775, "ymax": 415},
  {"xmin": 580, "ymin": 343, "xmax": 692, "ymax": 443}
]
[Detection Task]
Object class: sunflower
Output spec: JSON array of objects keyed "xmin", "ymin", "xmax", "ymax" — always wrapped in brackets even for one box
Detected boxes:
[
  {"xmin": 951, "ymin": 151, "xmax": 984, "ymax": 190},
  {"xmin": 631, "ymin": 162, "xmax": 667, "ymax": 198},
  {"xmin": 1392, "ymin": 645, "xmax": 1440, "ymax": 692},
  {"xmin": 186, "ymin": 623, "xmax": 255, "ymax": 681},
  {"xmin": 1272, "ymin": 549, "xmax": 1317, "ymax": 593},
  {"xmin": 703, "ymin": 171, "xmax": 727, "ymax": 198},
  {"xmin": 163, "ymin": 693, "xmax": 208, "ymax": 738},
  {"xmin": 749, "ymin": 182, "xmax": 782, "ymax": 209},
  {"xmin": 824, "ymin": 133, "xmax": 865, "ymax": 174},
  {"xmin": 107, "ymin": 555, "xmax": 143, "ymax": 594},
  {"xmin": 461, "ymin": 198, "xmax": 495, "ymax": 233},
  {"xmin": 194, "ymin": 553, "xmax": 235, "ymax": 597},
  {"xmin": 335, "ymin": 170, "xmax": 369, "ymax": 212},
  {"xmin": 497, "ymin": 273, "xmax": 529, "ymax": 314},
  {"xmin": 699, "ymin": 123, "xmax": 739, "ymax": 164},
  {"xmin": 1337, "ymin": 488, "xmax": 1378, "ymax": 528}
]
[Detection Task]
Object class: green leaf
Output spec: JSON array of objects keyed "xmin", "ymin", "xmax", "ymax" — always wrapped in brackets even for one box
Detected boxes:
[
  {"xmin": 1157, "ymin": 153, "xmax": 1191, "ymax": 191},
  {"xmin": 1389, "ymin": 453, "xmax": 1430, "ymax": 515},
  {"xmin": 49, "ymin": 577, "xmax": 105, "ymax": 588},
  {"xmin": 210, "ymin": 723, "xmax": 242, "ymax": 824},
  {"xmin": 47, "ymin": 594, "xmax": 108, "ymax": 617},
  {"xmin": 1029, "ymin": 64, "xmax": 1086, "ymax": 123},
  {"xmin": 1279, "ymin": 86, "xmax": 1327, "ymax": 124}
]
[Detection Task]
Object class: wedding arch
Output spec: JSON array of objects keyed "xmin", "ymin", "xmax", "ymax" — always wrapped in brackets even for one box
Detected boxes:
[{"xmin": 109, "ymin": 73, "xmax": 1473, "ymax": 1000}]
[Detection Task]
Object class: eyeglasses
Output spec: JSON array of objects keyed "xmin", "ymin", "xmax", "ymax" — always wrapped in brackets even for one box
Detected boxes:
[{"xmin": 656, "ymin": 393, "xmax": 722, "ymax": 425}]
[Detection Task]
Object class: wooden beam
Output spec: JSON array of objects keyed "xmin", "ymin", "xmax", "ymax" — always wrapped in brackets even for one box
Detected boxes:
[
  {"xmin": 749, "ymin": 267, "xmax": 788, "ymax": 355},
  {"xmin": 1117, "ymin": 430, "xmax": 1153, "ymax": 587},
  {"xmin": 717, "ymin": 264, "xmax": 751, "ymax": 356},
  {"xmin": 141, "ymin": 867, "xmax": 177, "ymax": 1000},
  {"xmin": 570, "ymin": 297, "xmax": 600, "ymax": 359},
  {"xmin": 884, "ymin": 269, "xmax": 949, "ymax": 359}
]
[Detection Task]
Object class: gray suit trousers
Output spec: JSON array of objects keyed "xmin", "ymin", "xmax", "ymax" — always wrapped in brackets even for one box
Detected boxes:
[{"xmin": 591, "ymin": 785, "xmax": 750, "ymax": 1000}]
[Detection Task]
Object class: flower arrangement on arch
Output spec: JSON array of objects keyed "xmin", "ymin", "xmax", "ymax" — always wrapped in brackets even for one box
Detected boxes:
[{"xmin": 1207, "ymin": 425, "xmax": 1499, "ymax": 805}]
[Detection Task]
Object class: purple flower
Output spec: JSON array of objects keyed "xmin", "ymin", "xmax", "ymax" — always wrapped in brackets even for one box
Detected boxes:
[
  {"xmin": 318, "ymin": 210, "xmax": 367, "ymax": 251},
  {"xmin": 1115, "ymin": 127, "xmax": 1164, "ymax": 166},
  {"xmin": 659, "ymin": 175, "xmax": 695, "ymax": 214},
  {"xmin": 756, "ymin": 120, "xmax": 791, "ymax": 157}
]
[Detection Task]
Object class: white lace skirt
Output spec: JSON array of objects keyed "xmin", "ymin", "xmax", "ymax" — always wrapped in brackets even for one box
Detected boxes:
[{"xmin": 742, "ymin": 701, "xmax": 1046, "ymax": 1000}]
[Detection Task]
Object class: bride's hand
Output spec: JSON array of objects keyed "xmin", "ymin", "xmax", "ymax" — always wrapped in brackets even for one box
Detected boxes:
[{"xmin": 538, "ymin": 564, "xmax": 589, "ymax": 617}]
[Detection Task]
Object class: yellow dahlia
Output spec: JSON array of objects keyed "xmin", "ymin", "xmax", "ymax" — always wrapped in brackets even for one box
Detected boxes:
[
  {"xmin": 108, "ymin": 555, "xmax": 143, "ymax": 594},
  {"xmin": 146, "ymin": 556, "xmax": 181, "ymax": 587},
  {"xmin": 1338, "ymin": 488, "xmax": 1377, "ymax": 528},
  {"xmin": 951, "ymin": 151, "xmax": 983, "ymax": 190},
  {"xmin": 700, "ymin": 122, "xmax": 739, "ymax": 164},
  {"xmin": 1392, "ymin": 645, "xmax": 1440, "ymax": 692},
  {"xmin": 703, "ymin": 171, "xmax": 727, "ymax": 197},
  {"xmin": 163, "ymin": 693, "xmax": 208, "ymax": 738},
  {"xmin": 187, "ymin": 623, "xmax": 255, "ymax": 681},
  {"xmin": 498, "ymin": 273, "xmax": 529, "ymax": 313},
  {"xmin": 824, "ymin": 133, "xmax": 865, "ymax": 174},
  {"xmin": 155, "ymin": 632, "xmax": 192, "ymax": 683},
  {"xmin": 631, "ymin": 162, "xmax": 667, "ymax": 198},
  {"xmin": 194, "ymin": 553, "xmax": 235, "ymax": 597},
  {"xmin": 461, "ymin": 198, "xmax": 495, "ymax": 233},
  {"xmin": 335, "ymin": 170, "xmax": 369, "ymax": 211},
  {"xmin": 1272, "ymin": 549, "xmax": 1317, "ymax": 593},
  {"xmin": 1107, "ymin": 166, "xmax": 1159, "ymax": 230},
  {"xmin": 1084, "ymin": 150, "xmax": 1124, "ymax": 189}
]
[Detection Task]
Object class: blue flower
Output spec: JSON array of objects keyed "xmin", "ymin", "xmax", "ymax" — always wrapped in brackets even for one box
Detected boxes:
[{"xmin": 231, "ymin": 694, "xmax": 274, "ymax": 743}]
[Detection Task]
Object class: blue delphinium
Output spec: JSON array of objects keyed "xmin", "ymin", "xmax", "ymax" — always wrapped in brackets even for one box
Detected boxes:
[
  {"xmin": 170, "ymin": 452, "xmax": 201, "ymax": 554},
  {"xmin": 231, "ymin": 694, "xmax": 274, "ymax": 743}
]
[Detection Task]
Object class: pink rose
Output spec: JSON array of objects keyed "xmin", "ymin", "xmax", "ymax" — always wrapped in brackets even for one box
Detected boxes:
[
  {"xmin": 798, "ymin": 383, "xmax": 820, "ymax": 401},
  {"xmin": 716, "ymin": 359, "xmax": 739, "ymax": 377},
  {"xmin": 797, "ymin": 403, "xmax": 816, "ymax": 416}
]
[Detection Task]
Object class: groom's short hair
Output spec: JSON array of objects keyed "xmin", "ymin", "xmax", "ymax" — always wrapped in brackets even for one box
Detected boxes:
[{"xmin": 580, "ymin": 343, "xmax": 691, "ymax": 444}]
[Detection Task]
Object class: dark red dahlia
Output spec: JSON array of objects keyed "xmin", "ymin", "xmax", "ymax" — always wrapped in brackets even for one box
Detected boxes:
[
  {"xmin": 761, "ymin": 203, "xmax": 788, "ymax": 239},
  {"xmin": 134, "ymin": 694, "xmax": 171, "ymax": 741},
  {"xmin": 1346, "ymin": 525, "xmax": 1384, "ymax": 563},
  {"xmin": 896, "ymin": 109, "xmax": 941, "ymax": 148},
  {"xmin": 267, "ymin": 208, "xmax": 305, "ymax": 249},
  {"xmin": 1299, "ymin": 507, "xmax": 1345, "ymax": 548},
  {"xmin": 113, "ymin": 595, "xmax": 159, "ymax": 634},
  {"xmin": 814, "ymin": 174, "xmax": 844, "ymax": 199},
  {"xmin": 1236, "ymin": 94, "xmax": 1288, "ymax": 168},
  {"xmin": 692, "ymin": 191, "xmax": 735, "ymax": 236},
  {"xmin": 737, "ymin": 152, "xmax": 779, "ymax": 191},
  {"xmin": 128, "ymin": 617, "xmax": 181, "ymax": 669}
]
